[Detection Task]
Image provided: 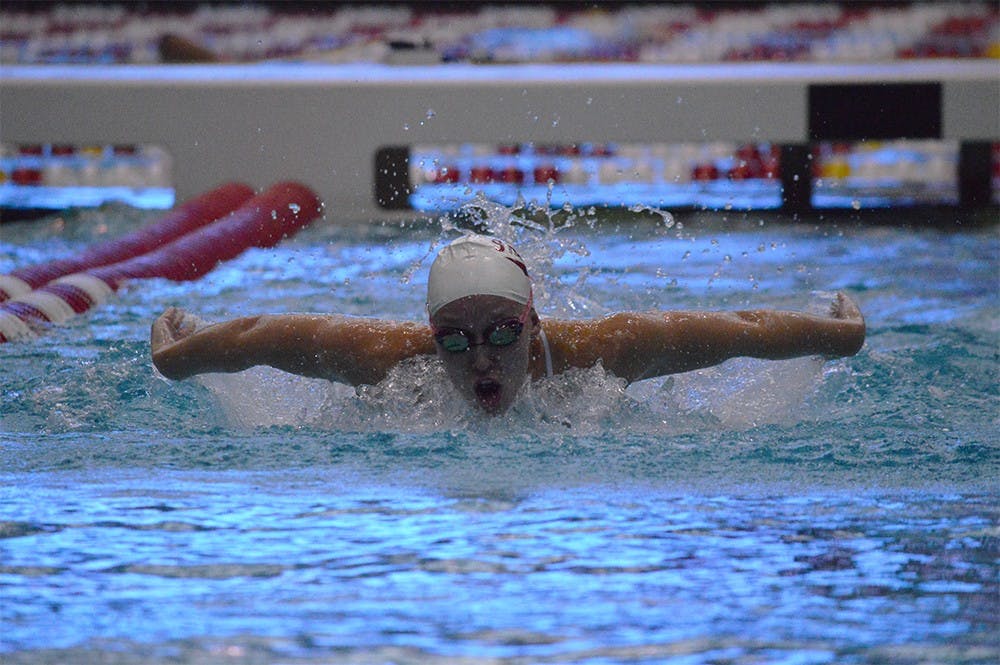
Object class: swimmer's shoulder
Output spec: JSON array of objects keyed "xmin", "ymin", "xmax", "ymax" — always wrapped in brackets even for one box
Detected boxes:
[
  {"xmin": 540, "ymin": 313, "xmax": 639, "ymax": 341},
  {"xmin": 535, "ymin": 315, "xmax": 634, "ymax": 377}
]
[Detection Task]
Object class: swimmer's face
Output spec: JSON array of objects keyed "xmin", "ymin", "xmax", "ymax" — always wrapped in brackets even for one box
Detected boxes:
[{"xmin": 430, "ymin": 294, "xmax": 538, "ymax": 415}]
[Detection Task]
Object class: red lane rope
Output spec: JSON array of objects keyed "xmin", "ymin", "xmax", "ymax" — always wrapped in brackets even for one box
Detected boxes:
[
  {"xmin": 0, "ymin": 181, "xmax": 322, "ymax": 343},
  {"xmin": 0, "ymin": 182, "xmax": 255, "ymax": 302}
]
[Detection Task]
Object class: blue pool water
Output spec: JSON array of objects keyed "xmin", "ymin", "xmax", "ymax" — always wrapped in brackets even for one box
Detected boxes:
[{"xmin": 1, "ymin": 202, "xmax": 997, "ymax": 664}]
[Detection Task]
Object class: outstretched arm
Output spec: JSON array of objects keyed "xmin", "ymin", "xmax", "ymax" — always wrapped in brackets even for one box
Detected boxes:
[
  {"xmin": 151, "ymin": 307, "xmax": 435, "ymax": 385},
  {"xmin": 547, "ymin": 292, "xmax": 865, "ymax": 383}
]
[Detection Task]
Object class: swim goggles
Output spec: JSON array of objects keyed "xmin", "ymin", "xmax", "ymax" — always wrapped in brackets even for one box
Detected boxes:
[{"xmin": 431, "ymin": 297, "xmax": 532, "ymax": 353}]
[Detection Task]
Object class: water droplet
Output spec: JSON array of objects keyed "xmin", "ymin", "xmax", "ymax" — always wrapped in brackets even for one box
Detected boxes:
[
  {"xmin": 288, "ymin": 203, "xmax": 300, "ymax": 213},
  {"xmin": 586, "ymin": 97, "xmax": 593, "ymax": 105},
  {"xmin": 676, "ymin": 96, "xmax": 683, "ymax": 104},
  {"xmin": 403, "ymin": 123, "xmax": 410, "ymax": 131},
  {"xmin": 851, "ymin": 199, "xmax": 861, "ymax": 210},
  {"xmin": 270, "ymin": 210, "xmax": 277, "ymax": 220},
  {"xmin": 793, "ymin": 174, "xmax": 800, "ymax": 181},
  {"xmin": 425, "ymin": 109, "xmax": 435, "ymax": 119},
  {"xmin": 682, "ymin": 250, "xmax": 691, "ymax": 260}
]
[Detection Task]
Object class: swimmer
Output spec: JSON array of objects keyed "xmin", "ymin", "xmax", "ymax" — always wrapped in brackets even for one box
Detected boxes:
[{"xmin": 151, "ymin": 234, "xmax": 865, "ymax": 414}]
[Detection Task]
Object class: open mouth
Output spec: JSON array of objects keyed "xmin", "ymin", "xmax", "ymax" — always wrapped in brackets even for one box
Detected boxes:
[{"xmin": 474, "ymin": 378, "xmax": 503, "ymax": 410}]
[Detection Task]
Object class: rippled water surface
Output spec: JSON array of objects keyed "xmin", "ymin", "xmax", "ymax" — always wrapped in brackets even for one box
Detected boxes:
[{"xmin": 1, "ymin": 204, "xmax": 997, "ymax": 663}]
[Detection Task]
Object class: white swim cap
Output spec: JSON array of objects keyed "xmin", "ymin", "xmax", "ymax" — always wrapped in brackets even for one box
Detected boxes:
[{"xmin": 426, "ymin": 234, "xmax": 532, "ymax": 317}]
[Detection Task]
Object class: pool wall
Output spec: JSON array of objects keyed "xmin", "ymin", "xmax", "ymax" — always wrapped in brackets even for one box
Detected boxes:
[{"xmin": 2, "ymin": 60, "xmax": 998, "ymax": 221}]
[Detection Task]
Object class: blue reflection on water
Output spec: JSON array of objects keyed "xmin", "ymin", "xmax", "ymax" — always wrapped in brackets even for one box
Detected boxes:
[
  {"xmin": 411, "ymin": 181, "xmax": 784, "ymax": 212},
  {"xmin": 0, "ymin": 184, "xmax": 175, "ymax": 211}
]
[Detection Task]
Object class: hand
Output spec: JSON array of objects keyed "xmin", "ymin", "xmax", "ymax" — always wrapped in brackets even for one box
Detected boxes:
[
  {"xmin": 150, "ymin": 306, "xmax": 200, "ymax": 355},
  {"xmin": 830, "ymin": 292, "xmax": 863, "ymax": 323},
  {"xmin": 826, "ymin": 292, "xmax": 866, "ymax": 357}
]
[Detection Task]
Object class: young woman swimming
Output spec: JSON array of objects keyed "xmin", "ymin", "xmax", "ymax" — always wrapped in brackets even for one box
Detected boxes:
[{"xmin": 151, "ymin": 234, "xmax": 865, "ymax": 414}]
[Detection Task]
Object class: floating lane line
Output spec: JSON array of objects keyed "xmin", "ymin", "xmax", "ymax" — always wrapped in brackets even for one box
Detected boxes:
[
  {"xmin": 0, "ymin": 181, "xmax": 255, "ymax": 302},
  {"xmin": 0, "ymin": 181, "xmax": 323, "ymax": 343}
]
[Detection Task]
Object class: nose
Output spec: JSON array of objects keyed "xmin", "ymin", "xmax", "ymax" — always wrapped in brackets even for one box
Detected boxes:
[{"xmin": 470, "ymin": 344, "xmax": 494, "ymax": 372}]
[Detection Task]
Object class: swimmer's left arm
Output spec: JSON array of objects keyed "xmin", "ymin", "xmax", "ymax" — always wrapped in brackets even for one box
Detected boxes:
[{"xmin": 553, "ymin": 291, "xmax": 865, "ymax": 382}]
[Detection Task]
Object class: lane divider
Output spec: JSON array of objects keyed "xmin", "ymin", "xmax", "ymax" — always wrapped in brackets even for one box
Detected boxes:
[
  {"xmin": 0, "ymin": 181, "xmax": 322, "ymax": 343},
  {"xmin": 0, "ymin": 181, "xmax": 255, "ymax": 302}
]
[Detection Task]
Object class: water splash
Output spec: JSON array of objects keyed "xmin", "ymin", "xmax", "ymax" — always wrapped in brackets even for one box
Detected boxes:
[
  {"xmin": 191, "ymin": 352, "xmax": 825, "ymax": 438},
  {"xmin": 628, "ymin": 202, "xmax": 675, "ymax": 228},
  {"xmin": 182, "ymin": 290, "xmax": 843, "ymax": 436},
  {"xmin": 429, "ymin": 193, "xmax": 608, "ymax": 317}
]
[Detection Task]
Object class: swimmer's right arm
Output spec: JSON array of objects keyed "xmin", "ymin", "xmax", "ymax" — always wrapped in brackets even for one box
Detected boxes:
[{"xmin": 150, "ymin": 307, "xmax": 436, "ymax": 385}]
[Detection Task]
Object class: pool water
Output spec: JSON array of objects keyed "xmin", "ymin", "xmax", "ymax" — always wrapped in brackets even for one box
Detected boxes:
[{"xmin": 1, "ymin": 202, "xmax": 997, "ymax": 664}]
